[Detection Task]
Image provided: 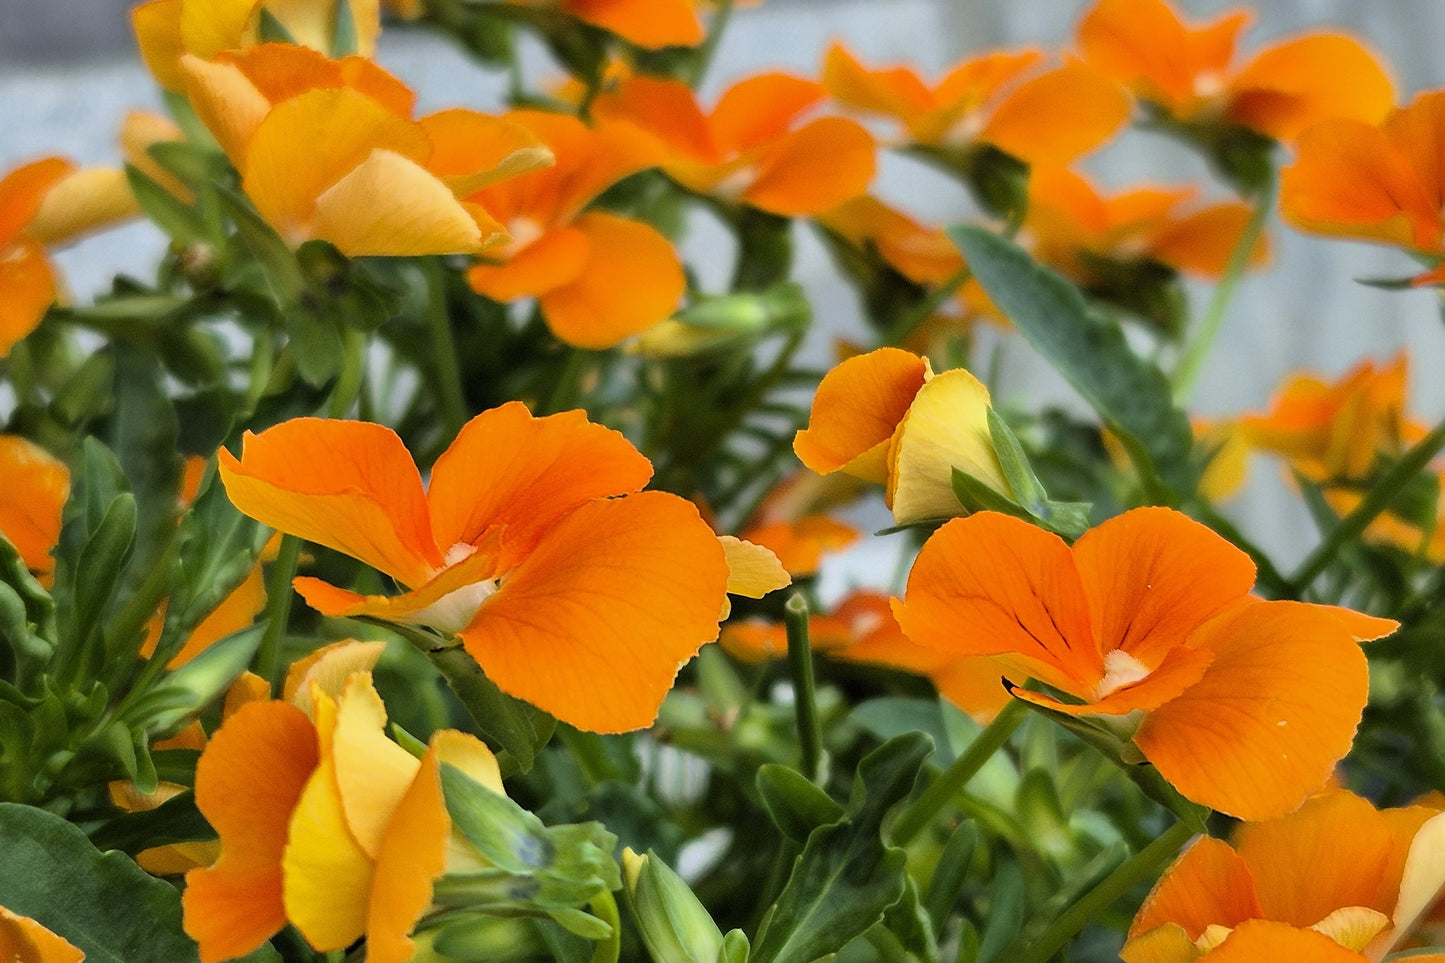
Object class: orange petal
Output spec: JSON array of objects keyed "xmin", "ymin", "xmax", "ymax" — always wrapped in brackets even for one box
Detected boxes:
[
  {"xmin": 1071, "ymin": 507, "xmax": 1255, "ymax": 669},
  {"xmin": 1199, "ymin": 919, "xmax": 1371, "ymax": 961},
  {"xmin": 167, "ymin": 562, "xmax": 267, "ymax": 668},
  {"xmin": 981, "ymin": 63, "xmax": 1130, "ymax": 165},
  {"xmin": 365, "ymin": 738, "xmax": 450, "ymax": 963},
  {"xmin": 1134, "ymin": 600, "xmax": 1369, "ymax": 819},
  {"xmin": 132, "ymin": 0, "xmax": 187, "ymax": 90},
  {"xmin": 822, "ymin": 43, "xmax": 934, "ymax": 126},
  {"xmin": 539, "ymin": 212, "xmax": 685, "ymax": 348},
  {"xmin": 459, "ymin": 491, "xmax": 728, "ymax": 733},
  {"xmin": 242, "ymin": 87, "xmax": 430, "ymax": 245},
  {"xmin": 426, "ymin": 401, "xmax": 654, "ymax": 562},
  {"xmin": 418, "ymin": 109, "xmax": 554, "ymax": 197},
  {"xmin": 330, "ymin": 674, "xmax": 421, "ymax": 859},
  {"xmin": 709, "ymin": 73, "xmax": 824, "ymax": 155},
  {"xmin": 184, "ymin": 701, "xmax": 319, "ymax": 963},
  {"xmin": 591, "ymin": 77, "xmax": 718, "ymax": 165},
  {"xmin": 564, "ymin": 0, "xmax": 703, "ymax": 49},
  {"xmin": 469, "ymin": 225, "xmax": 590, "ymax": 301},
  {"xmin": 1382, "ymin": 91, "xmax": 1445, "ymax": 219},
  {"xmin": 0, "ymin": 435, "xmax": 69, "ymax": 578},
  {"xmin": 178, "ymin": 53, "xmax": 273, "ymax": 166},
  {"xmin": 0, "ymin": 240, "xmax": 58, "ymax": 360},
  {"xmin": 0, "ymin": 907, "xmax": 84, "ymax": 963},
  {"xmin": 219, "ymin": 418, "xmax": 442, "ymax": 586},
  {"xmin": 1146, "ymin": 202, "xmax": 1268, "ymax": 277},
  {"xmin": 718, "ymin": 535, "xmax": 790, "ymax": 600},
  {"xmin": 0, "ymin": 156, "xmax": 73, "ymax": 247},
  {"xmin": 741, "ymin": 117, "xmax": 875, "ymax": 216},
  {"xmin": 740, "ymin": 516, "xmax": 857, "ymax": 577},
  {"xmin": 1228, "ymin": 34, "xmax": 1394, "ymax": 142},
  {"xmin": 216, "ymin": 44, "xmax": 416, "ymax": 119},
  {"xmin": 794, "ymin": 347, "xmax": 927, "ymax": 482},
  {"xmin": 1011, "ymin": 642, "xmax": 1214, "ymax": 717},
  {"xmin": 293, "ymin": 548, "xmax": 501, "ymax": 635},
  {"xmin": 1129, "ymin": 835, "xmax": 1263, "ymax": 940},
  {"xmin": 893, "ymin": 512, "xmax": 1104, "ymax": 695},
  {"xmin": 311, "ymin": 148, "xmax": 495, "ymax": 256},
  {"xmin": 1233, "ymin": 789, "xmax": 1395, "ymax": 926}
]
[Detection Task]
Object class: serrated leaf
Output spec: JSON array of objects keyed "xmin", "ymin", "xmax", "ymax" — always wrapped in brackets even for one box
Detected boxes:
[
  {"xmin": 949, "ymin": 227, "xmax": 1196, "ymax": 500},
  {"xmin": 756, "ymin": 764, "xmax": 845, "ymax": 842},
  {"xmin": 750, "ymin": 733, "xmax": 932, "ymax": 963}
]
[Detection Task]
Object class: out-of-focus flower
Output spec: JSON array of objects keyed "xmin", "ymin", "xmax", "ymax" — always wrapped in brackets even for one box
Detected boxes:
[
  {"xmin": 121, "ymin": 110, "xmax": 192, "ymax": 202},
  {"xmin": 1281, "ymin": 91, "xmax": 1445, "ymax": 286},
  {"xmin": 822, "ymin": 42, "xmax": 1129, "ymax": 166},
  {"xmin": 0, "ymin": 437, "xmax": 69, "ymax": 586},
  {"xmin": 182, "ymin": 641, "xmax": 506, "ymax": 963},
  {"xmin": 1077, "ymin": 0, "xmax": 1393, "ymax": 143},
  {"xmin": 1193, "ymin": 417, "xmax": 1252, "ymax": 504},
  {"xmin": 736, "ymin": 471, "xmax": 862, "ymax": 578},
  {"xmin": 592, "ymin": 72, "xmax": 875, "ymax": 216},
  {"xmin": 218, "ymin": 402, "xmax": 730, "ymax": 732},
  {"xmin": 178, "ymin": 44, "xmax": 550, "ymax": 256},
  {"xmin": 1122, "ymin": 788, "xmax": 1445, "ymax": 962},
  {"xmin": 1239, "ymin": 354, "xmax": 1421, "ymax": 484},
  {"xmin": 793, "ymin": 347, "xmax": 1009, "ymax": 525},
  {"xmin": 892, "ymin": 507, "xmax": 1396, "ymax": 819},
  {"xmin": 466, "ymin": 110, "xmax": 683, "ymax": 348},
  {"xmin": 510, "ymin": 0, "xmax": 704, "ymax": 49},
  {"xmin": 0, "ymin": 157, "xmax": 138, "ymax": 357},
  {"xmin": 0, "ymin": 905, "xmax": 83, "ymax": 963},
  {"xmin": 133, "ymin": 0, "xmax": 384, "ymax": 90}
]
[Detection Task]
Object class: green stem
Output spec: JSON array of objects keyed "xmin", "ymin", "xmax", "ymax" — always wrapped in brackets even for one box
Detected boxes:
[
  {"xmin": 1010, "ymin": 820, "xmax": 1195, "ymax": 963},
  {"xmin": 784, "ymin": 593, "xmax": 823, "ymax": 782},
  {"xmin": 886, "ymin": 265, "xmax": 972, "ymax": 347},
  {"xmin": 685, "ymin": 0, "xmax": 733, "ymax": 87},
  {"xmin": 588, "ymin": 890, "xmax": 622, "ymax": 963},
  {"xmin": 424, "ymin": 258, "xmax": 469, "ymax": 437},
  {"xmin": 255, "ymin": 533, "xmax": 303, "ymax": 685},
  {"xmin": 1171, "ymin": 170, "xmax": 1276, "ymax": 400},
  {"xmin": 543, "ymin": 347, "xmax": 591, "ymax": 416},
  {"xmin": 889, "ymin": 698, "xmax": 1027, "ymax": 846},
  {"xmin": 328, "ymin": 328, "xmax": 367, "ymax": 418},
  {"xmin": 1289, "ymin": 414, "xmax": 1445, "ymax": 593},
  {"xmin": 7, "ymin": 341, "xmax": 38, "ymax": 407},
  {"xmin": 245, "ymin": 325, "xmax": 276, "ymax": 409}
]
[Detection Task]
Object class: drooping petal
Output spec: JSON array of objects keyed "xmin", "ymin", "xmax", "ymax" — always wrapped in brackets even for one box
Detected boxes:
[
  {"xmin": 426, "ymin": 401, "xmax": 653, "ymax": 561},
  {"xmin": 892, "ymin": 512, "xmax": 1104, "ymax": 695},
  {"xmin": 330, "ymin": 674, "xmax": 421, "ymax": 859},
  {"xmin": 538, "ymin": 212, "xmax": 685, "ymax": 348},
  {"xmin": 741, "ymin": 117, "xmax": 875, "ymax": 216},
  {"xmin": 794, "ymin": 347, "xmax": 927, "ymax": 482},
  {"xmin": 459, "ymin": 491, "xmax": 728, "ymax": 732},
  {"xmin": 183, "ymin": 701, "xmax": 319, "ymax": 963},
  {"xmin": 981, "ymin": 63, "xmax": 1130, "ymax": 165},
  {"xmin": 1134, "ymin": 600, "xmax": 1369, "ymax": 820},
  {"xmin": 219, "ymin": 418, "xmax": 442, "ymax": 586},
  {"xmin": 1070, "ymin": 507, "xmax": 1255, "ymax": 668},
  {"xmin": 1129, "ymin": 835, "xmax": 1263, "ymax": 940}
]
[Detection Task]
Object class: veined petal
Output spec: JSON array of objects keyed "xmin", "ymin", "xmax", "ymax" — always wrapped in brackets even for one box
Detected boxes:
[
  {"xmin": 892, "ymin": 512, "xmax": 1104, "ymax": 694},
  {"xmin": 311, "ymin": 148, "xmax": 492, "ymax": 256},
  {"xmin": 539, "ymin": 212, "xmax": 685, "ymax": 348},
  {"xmin": 283, "ymin": 639, "xmax": 388, "ymax": 713},
  {"xmin": 794, "ymin": 347, "xmax": 927, "ymax": 482},
  {"xmin": 981, "ymin": 63, "xmax": 1129, "ymax": 165},
  {"xmin": 1228, "ymin": 34, "xmax": 1394, "ymax": 142},
  {"xmin": 1071, "ymin": 507, "xmax": 1255, "ymax": 668},
  {"xmin": 565, "ymin": 0, "xmax": 703, "ymax": 49},
  {"xmin": 426, "ymin": 401, "xmax": 653, "ymax": 561},
  {"xmin": 219, "ymin": 418, "xmax": 442, "ymax": 585},
  {"xmin": 0, "ymin": 240, "xmax": 57, "ymax": 360},
  {"xmin": 459, "ymin": 491, "xmax": 728, "ymax": 733},
  {"xmin": 886, "ymin": 366, "xmax": 1007, "ymax": 525},
  {"xmin": 282, "ymin": 749, "xmax": 375, "ymax": 951},
  {"xmin": 1310, "ymin": 907, "xmax": 1390, "ymax": 952},
  {"xmin": 1129, "ymin": 835, "xmax": 1262, "ymax": 941},
  {"xmin": 0, "ymin": 435, "xmax": 69, "ymax": 578},
  {"xmin": 0, "ymin": 907, "xmax": 83, "ymax": 963},
  {"xmin": 741, "ymin": 117, "xmax": 875, "ymax": 216},
  {"xmin": 184, "ymin": 701, "xmax": 319, "ymax": 963},
  {"xmin": 330, "ymin": 674, "xmax": 421, "ymax": 859},
  {"xmin": 1135, "ymin": 600, "xmax": 1369, "ymax": 819}
]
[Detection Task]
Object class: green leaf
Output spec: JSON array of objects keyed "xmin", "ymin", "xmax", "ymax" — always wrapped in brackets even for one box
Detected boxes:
[
  {"xmin": 975, "ymin": 859, "xmax": 1025, "ymax": 963},
  {"xmin": 949, "ymin": 227, "xmax": 1197, "ymax": 500},
  {"xmin": 125, "ymin": 164, "xmax": 207, "ymax": 246},
  {"xmin": 922, "ymin": 820, "xmax": 977, "ymax": 934},
  {"xmin": 750, "ymin": 732, "xmax": 932, "ymax": 963},
  {"xmin": 433, "ymin": 646, "xmax": 556, "ymax": 772},
  {"xmin": 756, "ymin": 764, "xmax": 845, "ymax": 842},
  {"xmin": 718, "ymin": 930, "xmax": 750, "ymax": 963},
  {"xmin": 121, "ymin": 624, "xmax": 264, "ymax": 735},
  {"xmin": 986, "ymin": 407, "xmax": 1045, "ymax": 512}
]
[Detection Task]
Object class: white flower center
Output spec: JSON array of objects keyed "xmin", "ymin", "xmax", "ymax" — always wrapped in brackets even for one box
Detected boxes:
[{"xmin": 1095, "ymin": 649, "xmax": 1153, "ymax": 699}]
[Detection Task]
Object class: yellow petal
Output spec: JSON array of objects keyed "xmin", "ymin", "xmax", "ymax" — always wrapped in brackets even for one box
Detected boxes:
[
  {"xmin": 1378, "ymin": 809, "xmax": 1445, "ymax": 956},
  {"xmin": 281, "ymin": 752, "xmax": 375, "ymax": 951},
  {"xmin": 283, "ymin": 639, "xmax": 388, "ymax": 714},
  {"xmin": 719, "ymin": 535, "xmax": 791, "ymax": 600},
  {"xmin": 330, "ymin": 673, "xmax": 421, "ymax": 858},
  {"xmin": 1309, "ymin": 906, "xmax": 1389, "ymax": 953},
  {"xmin": 179, "ymin": 53, "xmax": 272, "ymax": 166}
]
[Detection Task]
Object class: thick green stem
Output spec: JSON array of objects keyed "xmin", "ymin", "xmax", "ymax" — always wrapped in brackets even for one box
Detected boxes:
[
  {"xmin": 328, "ymin": 327, "xmax": 368, "ymax": 418},
  {"xmin": 1172, "ymin": 171, "xmax": 1276, "ymax": 399},
  {"xmin": 886, "ymin": 265, "xmax": 972, "ymax": 347},
  {"xmin": 784, "ymin": 593, "xmax": 823, "ymax": 782},
  {"xmin": 889, "ymin": 698, "xmax": 1027, "ymax": 846},
  {"xmin": 424, "ymin": 258, "xmax": 469, "ymax": 437},
  {"xmin": 1010, "ymin": 820, "xmax": 1195, "ymax": 963},
  {"xmin": 255, "ymin": 533, "xmax": 302, "ymax": 685},
  {"xmin": 1289, "ymin": 414, "xmax": 1445, "ymax": 593}
]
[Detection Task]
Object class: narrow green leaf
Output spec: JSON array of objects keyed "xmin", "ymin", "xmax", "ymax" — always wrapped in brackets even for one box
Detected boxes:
[
  {"xmin": 756, "ymin": 764, "xmax": 845, "ymax": 842},
  {"xmin": 125, "ymin": 164, "xmax": 207, "ymax": 245},
  {"xmin": 923, "ymin": 820, "xmax": 977, "ymax": 932},
  {"xmin": 975, "ymin": 860, "xmax": 1025, "ymax": 963},
  {"xmin": 986, "ymin": 408, "xmax": 1045, "ymax": 512}
]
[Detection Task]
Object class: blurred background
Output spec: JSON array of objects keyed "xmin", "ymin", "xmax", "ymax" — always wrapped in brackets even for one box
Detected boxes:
[{"xmin": 3, "ymin": 0, "xmax": 1444, "ymax": 569}]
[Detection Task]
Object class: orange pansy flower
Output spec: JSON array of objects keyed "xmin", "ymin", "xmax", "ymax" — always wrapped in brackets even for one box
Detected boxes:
[
  {"xmin": 0, "ymin": 906, "xmax": 83, "ymax": 963},
  {"xmin": 592, "ymin": 72, "xmax": 875, "ymax": 216},
  {"xmin": 183, "ymin": 642, "xmax": 506, "ymax": 963},
  {"xmin": 218, "ymin": 402, "xmax": 730, "ymax": 733},
  {"xmin": 1122, "ymin": 789, "xmax": 1445, "ymax": 962},
  {"xmin": 0, "ymin": 157, "xmax": 138, "ymax": 358},
  {"xmin": 793, "ymin": 347, "xmax": 1009, "ymax": 526},
  {"xmin": 823, "ymin": 42, "xmax": 1129, "ymax": 165},
  {"xmin": 511, "ymin": 0, "xmax": 704, "ymax": 49},
  {"xmin": 892, "ymin": 507, "xmax": 1396, "ymax": 819},
  {"xmin": 0, "ymin": 436, "xmax": 70, "ymax": 586},
  {"xmin": 1281, "ymin": 91, "xmax": 1445, "ymax": 285},
  {"xmin": 465, "ymin": 109, "xmax": 684, "ymax": 349},
  {"xmin": 735, "ymin": 471, "xmax": 862, "ymax": 578},
  {"xmin": 1077, "ymin": 0, "xmax": 1393, "ymax": 143},
  {"xmin": 1239, "ymin": 353, "xmax": 1422, "ymax": 483},
  {"xmin": 178, "ymin": 44, "xmax": 550, "ymax": 256},
  {"xmin": 133, "ymin": 0, "xmax": 383, "ymax": 90},
  {"xmin": 1025, "ymin": 167, "xmax": 1268, "ymax": 282}
]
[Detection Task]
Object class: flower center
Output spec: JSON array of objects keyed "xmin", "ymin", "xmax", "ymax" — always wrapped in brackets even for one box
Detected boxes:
[
  {"xmin": 410, "ymin": 578, "xmax": 499, "ymax": 636},
  {"xmin": 1094, "ymin": 649, "xmax": 1152, "ymax": 699}
]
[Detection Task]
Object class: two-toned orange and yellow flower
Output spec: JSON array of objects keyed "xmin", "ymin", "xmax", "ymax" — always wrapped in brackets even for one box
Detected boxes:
[
  {"xmin": 592, "ymin": 72, "xmax": 875, "ymax": 216},
  {"xmin": 182, "ymin": 640, "xmax": 505, "ymax": 963},
  {"xmin": 465, "ymin": 110, "xmax": 684, "ymax": 348},
  {"xmin": 176, "ymin": 43, "xmax": 550, "ymax": 256},
  {"xmin": 793, "ymin": 347, "xmax": 1009, "ymax": 526},
  {"xmin": 1122, "ymin": 789, "xmax": 1445, "ymax": 962},
  {"xmin": 218, "ymin": 402, "xmax": 733, "ymax": 732},
  {"xmin": 0, "ymin": 906, "xmax": 83, "ymax": 963},
  {"xmin": 1077, "ymin": 0, "xmax": 1393, "ymax": 143},
  {"xmin": 891, "ymin": 507, "xmax": 1396, "ymax": 819},
  {"xmin": 0, "ymin": 157, "xmax": 138, "ymax": 357}
]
